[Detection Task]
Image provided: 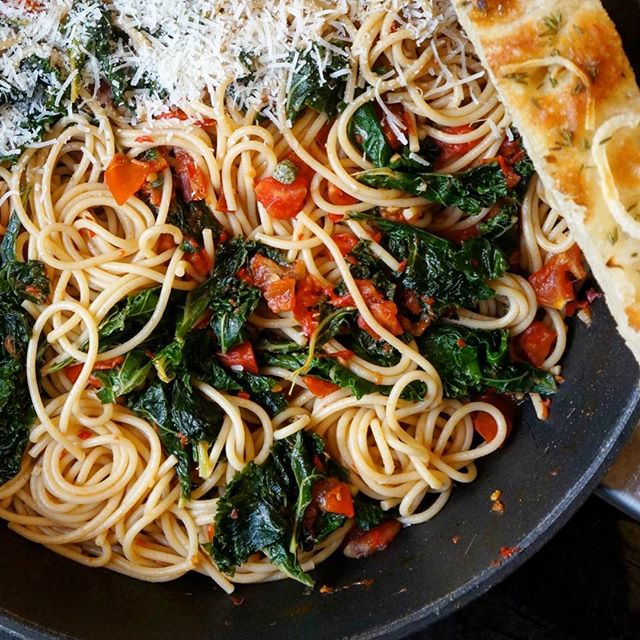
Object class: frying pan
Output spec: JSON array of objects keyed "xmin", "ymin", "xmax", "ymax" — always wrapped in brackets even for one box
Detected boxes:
[{"xmin": 1, "ymin": 2, "xmax": 640, "ymax": 638}]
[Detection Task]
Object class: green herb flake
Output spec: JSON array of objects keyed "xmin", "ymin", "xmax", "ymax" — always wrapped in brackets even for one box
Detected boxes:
[{"xmin": 539, "ymin": 11, "xmax": 563, "ymax": 37}]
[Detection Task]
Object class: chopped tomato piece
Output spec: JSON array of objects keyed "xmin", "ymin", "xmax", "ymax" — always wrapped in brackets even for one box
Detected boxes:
[
  {"xmin": 402, "ymin": 290, "xmax": 422, "ymax": 315},
  {"xmin": 438, "ymin": 224, "xmax": 480, "ymax": 243},
  {"xmin": 236, "ymin": 391, "xmax": 250, "ymax": 400},
  {"xmin": 518, "ymin": 321, "xmax": 557, "ymax": 368},
  {"xmin": 156, "ymin": 233, "xmax": 176, "ymax": 253},
  {"xmin": 105, "ymin": 154, "xmax": 150, "ymax": 205},
  {"xmin": 332, "ymin": 232, "xmax": 359, "ymax": 256},
  {"xmin": 216, "ymin": 191, "xmax": 229, "ymax": 213},
  {"xmin": 293, "ymin": 276, "xmax": 324, "ymax": 336},
  {"xmin": 195, "ymin": 118, "xmax": 216, "ymax": 128},
  {"xmin": 174, "ymin": 148, "xmax": 208, "ymax": 202},
  {"xmin": 433, "ymin": 124, "xmax": 481, "ymax": 169},
  {"xmin": 255, "ymin": 175, "xmax": 308, "ymax": 220},
  {"xmin": 183, "ymin": 240, "xmax": 213, "ymax": 276},
  {"xmin": 343, "ymin": 520, "xmax": 402, "ymax": 559},
  {"xmin": 368, "ymin": 299, "xmax": 403, "ymax": 336},
  {"xmin": 217, "ymin": 341, "xmax": 259, "ymax": 375},
  {"xmin": 328, "ymin": 280, "xmax": 402, "ymax": 336},
  {"xmin": 142, "ymin": 151, "xmax": 169, "ymax": 174},
  {"xmin": 64, "ymin": 356, "xmax": 124, "ymax": 387},
  {"xmin": 318, "ymin": 349, "xmax": 354, "ymax": 361},
  {"xmin": 264, "ymin": 278, "xmax": 296, "ymax": 313},
  {"xmin": 313, "ymin": 478, "xmax": 354, "ymax": 517},
  {"xmin": 249, "ymin": 254, "xmax": 289, "ymax": 288},
  {"xmin": 327, "ymin": 182, "xmax": 359, "ymax": 206},
  {"xmin": 496, "ymin": 155, "xmax": 522, "ymax": 189},
  {"xmin": 472, "ymin": 393, "xmax": 516, "ymax": 443},
  {"xmin": 498, "ymin": 135, "xmax": 526, "ymax": 165},
  {"xmin": 303, "ymin": 376, "xmax": 341, "ymax": 398},
  {"xmin": 565, "ymin": 299, "xmax": 589, "ymax": 317},
  {"xmin": 528, "ymin": 245, "xmax": 586, "ymax": 310},
  {"xmin": 375, "ymin": 102, "xmax": 406, "ymax": 151},
  {"xmin": 316, "ymin": 122, "xmax": 332, "ymax": 147},
  {"xmin": 156, "ymin": 108, "xmax": 188, "ymax": 120}
]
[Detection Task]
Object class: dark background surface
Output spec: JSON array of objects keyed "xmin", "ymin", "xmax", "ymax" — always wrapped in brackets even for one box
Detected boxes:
[
  {"xmin": 1, "ymin": 496, "xmax": 637, "ymax": 640},
  {"xmin": 420, "ymin": 496, "xmax": 640, "ymax": 640}
]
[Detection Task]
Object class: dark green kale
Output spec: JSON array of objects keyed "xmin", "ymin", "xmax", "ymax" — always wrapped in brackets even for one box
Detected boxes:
[
  {"xmin": 477, "ymin": 201, "xmax": 519, "ymax": 255},
  {"xmin": 419, "ymin": 325, "xmax": 557, "ymax": 398},
  {"xmin": 356, "ymin": 158, "xmax": 535, "ymax": 215},
  {"xmin": 167, "ymin": 197, "xmax": 219, "ymax": 242},
  {"xmin": 128, "ymin": 381, "xmax": 191, "ymax": 497},
  {"xmin": 0, "ymin": 213, "xmax": 50, "ymax": 483},
  {"xmin": 207, "ymin": 431, "xmax": 347, "ymax": 586},
  {"xmin": 95, "ymin": 350, "xmax": 153, "ymax": 404},
  {"xmin": 99, "ymin": 287, "xmax": 161, "ymax": 342},
  {"xmin": 348, "ymin": 103, "xmax": 395, "ymax": 168},
  {"xmin": 128, "ymin": 373, "xmax": 224, "ymax": 497},
  {"xmin": 286, "ymin": 43, "xmax": 349, "ymax": 122},
  {"xmin": 349, "ymin": 211, "xmax": 508, "ymax": 313},
  {"xmin": 348, "ymin": 102, "xmax": 439, "ymax": 170},
  {"xmin": 81, "ymin": 4, "xmax": 133, "ymax": 106},
  {"xmin": 209, "ymin": 278, "xmax": 261, "ymax": 353},
  {"xmin": 344, "ymin": 328, "xmax": 402, "ymax": 367},
  {"xmin": 388, "ymin": 139, "xmax": 440, "ymax": 172}
]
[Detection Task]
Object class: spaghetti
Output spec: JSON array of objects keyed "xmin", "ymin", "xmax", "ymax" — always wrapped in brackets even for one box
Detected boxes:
[{"xmin": 0, "ymin": 1, "xmax": 581, "ymax": 591}]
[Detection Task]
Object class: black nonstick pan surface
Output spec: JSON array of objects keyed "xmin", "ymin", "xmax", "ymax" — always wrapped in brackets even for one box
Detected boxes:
[{"xmin": 1, "ymin": 2, "xmax": 639, "ymax": 638}]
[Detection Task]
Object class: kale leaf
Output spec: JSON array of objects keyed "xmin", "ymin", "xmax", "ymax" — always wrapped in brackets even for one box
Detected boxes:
[
  {"xmin": 168, "ymin": 197, "xmax": 219, "ymax": 241},
  {"xmin": 207, "ymin": 431, "xmax": 347, "ymax": 586},
  {"xmin": 349, "ymin": 211, "xmax": 507, "ymax": 312},
  {"xmin": 419, "ymin": 324, "xmax": 557, "ymax": 398},
  {"xmin": 357, "ymin": 159, "xmax": 534, "ymax": 215},
  {"xmin": 128, "ymin": 381, "xmax": 192, "ymax": 497},
  {"xmin": 286, "ymin": 44, "xmax": 349, "ymax": 122},
  {"xmin": 95, "ymin": 350, "xmax": 153, "ymax": 404},
  {"xmin": 348, "ymin": 103, "xmax": 394, "ymax": 167},
  {"xmin": 128, "ymin": 373, "xmax": 224, "ymax": 497},
  {"xmin": 0, "ymin": 213, "xmax": 50, "ymax": 483}
]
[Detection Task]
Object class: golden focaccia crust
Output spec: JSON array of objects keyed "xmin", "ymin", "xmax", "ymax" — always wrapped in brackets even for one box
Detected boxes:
[{"xmin": 453, "ymin": 0, "xmax": 640, "ymax": 364}]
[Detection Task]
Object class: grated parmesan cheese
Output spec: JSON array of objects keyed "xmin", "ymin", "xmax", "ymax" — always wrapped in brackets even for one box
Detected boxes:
[{"xmin": 0, "ymin": 0, "xmax": 456, "ymax": 156}]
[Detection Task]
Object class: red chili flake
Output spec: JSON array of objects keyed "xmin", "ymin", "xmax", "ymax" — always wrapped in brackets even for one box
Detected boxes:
[
  {"xmin": 230, "ymin": 508, "xmax": 239, "ymax": 520},
  {"xmin": 456, "ymin": 338, "xmax": 467, "ymax": 348},
  {"xmin": 195, "ymin": 118, "xmax": 216, "ymax": 128},
  {"xmin": 586, "ymin": 288, "xmax": 602, "ymax": 304},
  {"xmin": 499, "ymin": 545, "xmax": 520, "ymax": 559},
  {"xmin": 135, "ymin": 135, "xmax": 154, "ymax": 143},
  {"xmin": 177, "ymin": 432, "xmax": 188, "ymax": 447},
  {"xmin": 230, "ymin": 596, "xmax": 245, "ymax": 606},
  {"xmin": 237, "ymin": 391, "xmax": 250, "ymax": 400},
  {"xmin": 397, "ymin": 260, "xmax": 407, "ymax": 273},
  {"xmin": 452, "ymin": 535, "xmax": 462, "ymax": 545},
  {"xmin": 77, "ymin": 429, "xmax": 92, "ymax": 440}
]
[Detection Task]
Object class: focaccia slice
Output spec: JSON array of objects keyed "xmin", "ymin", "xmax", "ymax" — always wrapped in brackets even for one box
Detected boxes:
[{"xmin": 452, "ymin": 0, "xmax": 640, "ymax": 364}]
